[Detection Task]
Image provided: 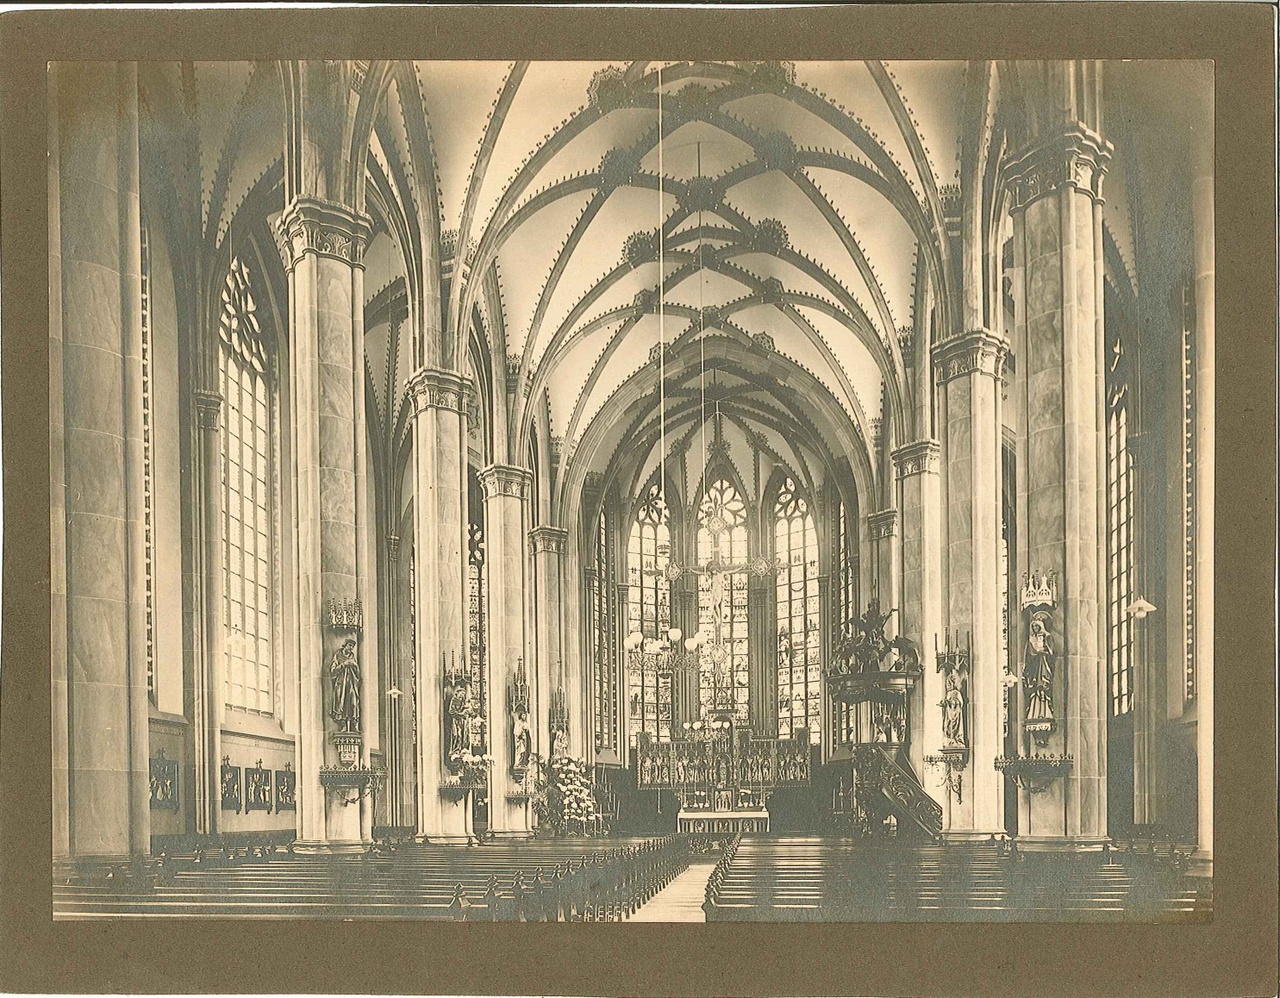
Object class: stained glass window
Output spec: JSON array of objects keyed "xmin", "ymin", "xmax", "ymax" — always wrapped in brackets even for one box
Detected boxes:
[
  {"xmin": 697, "ymin": 478, "xmax": 749, "ymax": 724},
  {"xmin": 1107, "ymin": 332, "xmax": 1135, "ymax": 717},
  {"xmin": 593, "ymin": 509, "xmax": 618, "ymax": 752},
  {"xmin": 141, "ymin": 222, "xmax": 156, "ymax": 705},
  {"xmin": 1181, "ymin": 284, "xmax": 1196, "ymax": 702},
  {"xmin": 834, "ymin": 498, "xmax": 858, "ymax": 744},
  {"xmin": 467, "ymin": 517, "xmax": 486, "ymax": 714},
  {"xmin": 219, "ymin": 257, "xmax": 277, "ymax": 714},
  {"xmin": 775, "ymin": 478, "xmax": 821, "ymax": 743},
  {"xmin": 627, "ymin": 484, "xmax": 672, "ymax": 744}
]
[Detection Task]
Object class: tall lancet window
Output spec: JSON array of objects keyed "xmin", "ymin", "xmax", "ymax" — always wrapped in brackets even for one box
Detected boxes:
[
  {"xmin": 1180, "ymin": 283, "xmax": 1197, "ymax": 702},
  {"xmin": 592, "ymin": 508, "xmax": 618, "ymax": 753},
  {"xmin": 218, "ymin": 256, "xmax": 278, "ymax": 714},
  {"xmin": 467, "ymin": 513, "xmax": 486, "ymax": 713},
  {"xmin": 140, "ymin": 222, "xmax": 157, "ymax": 704},
  {"xmin": 775, "ymin": 478, "xmax": 821, "ymax": 743},
  {"xmin": 627, "ymin": 484, "xmax": 672, "ymax": 745},
  {"xmin": 835, "ymin": 497, "xmax": 858, "ymax": 744},
  {"xmin": 1106, "ymin": 330, "xmax": 1135, "ymax": 717},
  {"xmin": 697, "ymin": 478, "xmax": 749, "ymax": 723}
]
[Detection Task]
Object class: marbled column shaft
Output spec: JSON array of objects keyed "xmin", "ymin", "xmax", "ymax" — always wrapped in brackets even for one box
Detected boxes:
[
  {"xmin": 530, "ymin": 525, "xmax": 568, "ymax": 756},
  {"xmin": 894, "ymin": 440, "xmax": 943, "ymax": 780},
  {"xmin": 934, "ymin": 330, "xmax": 1008, "ymax": 837},
  {"xmin": 409, "ymin": 368, "xmax": 473, "ymax": 844},
  {"xmin": 480, "ymin": 464, "xmax": 533, "ymax": 838},
  {"xmin": 276, "ymin": 197, "xmax": 372, "ymax": 852},
  {"xmin": 1007, "ymin": 126, "xmax": 1112, "ymax": 846},
  {"xmin": 52, "ymin": 62, "xmax": 152, "ymax": 867}
]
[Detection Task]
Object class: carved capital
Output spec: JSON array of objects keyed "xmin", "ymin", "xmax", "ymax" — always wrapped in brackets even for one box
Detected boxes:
[
  {"xmin": 932, "ymin": 328, "xmax": 1009, "ymax": 385},
  {"xmin": 892, "ymin": 439, "xmax": 941, "ymax": 478},
  {"xmin": 479, "ymin": 463, "xmax": 532, "ymax": 501},
  {"xmin": 529, "ymin": 525, "xmax": 568, "ymax": 555},
  {"xmin": 275, "ymin": 197, "xmax": 373, "ymax": 271},
  {"xmin": 868, "ymin": 509, "xmax": 898, "ymax": 539},
  {"xmin": 1004, "ymin": 125, "xmax": 1114, "ymax": 211},
  {"xmin": 193, "ymin": 389, "xmax": 223, "ymax": 430},
  {"xmin": 407, "ymin": 367, "xmax": 472, "ymax": 415}
]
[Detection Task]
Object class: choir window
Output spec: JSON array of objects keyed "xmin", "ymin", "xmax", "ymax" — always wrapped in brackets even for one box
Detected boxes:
[
  {"xmin": 775, "ymin": 478, "xmax": 821, "ymax": 743},
  {"xmin": 834, "ymin": 497, "xmax": 858, "ymax": 744},
  {"xmin": 1181, "ymin": 283, "xmax": 1197, "ymax": 702},
  {"xmin": 219, "ymin": 257, "xmax": 278, "ymax": 715},
  {"xmin": 467, "ymin": 505, "xmax": 486, "ymax": 716},
  {"xmin": 697, "ymin": 478, "xmax": 750, "ymax": 723},
  {"xmin": 1106, "ymin": 330, "xmax": 1135, "ymax": 717},
  {"xmin": 626, "ymin": 484, "xmax": 672, "ymax": 744},
  {"xmin": 141, "ymin": 222, "xmax": 157, "ymax": 705},
  {"xmin": 592, "ymin": 508, "xmax": 618, "ymax": 753}
]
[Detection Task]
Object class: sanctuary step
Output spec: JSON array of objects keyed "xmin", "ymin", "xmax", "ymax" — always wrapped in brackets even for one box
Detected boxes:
[
  {"xmin": 703, "ymin": 836, "xmax": 1212, "ymax": 922},
  {"xmin": 54, "ymin": 837, "xmax": 681, "ymax": 921}
]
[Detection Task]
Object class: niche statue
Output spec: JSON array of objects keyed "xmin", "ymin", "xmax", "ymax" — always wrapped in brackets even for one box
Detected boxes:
[
  {"xmin": 511, "ymin": 709, "xmax": 532, "ymax": 773},
  {"xmin": 1022, "ymin": 611, "xmax": 1057, "ymax": 740},
  {"xmin": 329, "ymin": 637, "xmax": 361, "ymax": 733}
]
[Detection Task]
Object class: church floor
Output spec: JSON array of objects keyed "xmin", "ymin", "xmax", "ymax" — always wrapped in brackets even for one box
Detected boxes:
[{"xmin": 628, "ymin": 860, "xmax": 717, "ymax": 922}]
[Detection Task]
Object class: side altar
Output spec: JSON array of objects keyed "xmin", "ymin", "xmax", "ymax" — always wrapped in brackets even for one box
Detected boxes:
[{"xmin": 635, "ymin": 718, "xmax": 812, "ymax": 834}]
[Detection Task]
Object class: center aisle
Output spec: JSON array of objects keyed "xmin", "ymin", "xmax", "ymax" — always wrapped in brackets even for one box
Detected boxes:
[{"xmin": 629, "ymin": 860, "xmax": 718, "ymax": 922}]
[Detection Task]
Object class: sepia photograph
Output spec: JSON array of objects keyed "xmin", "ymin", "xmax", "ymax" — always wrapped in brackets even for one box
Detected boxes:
[{"xmin": 45, "ymin": 54, "xmax": 1220, "ymax": 925}]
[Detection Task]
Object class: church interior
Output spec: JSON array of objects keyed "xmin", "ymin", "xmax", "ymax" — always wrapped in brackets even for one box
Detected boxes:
[{"xmin": 50, "ymin": 58, "xmax": 1213, "ymax": 920}]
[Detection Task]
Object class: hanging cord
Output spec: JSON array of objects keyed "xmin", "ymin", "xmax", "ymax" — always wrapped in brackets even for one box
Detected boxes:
[{"xmin": 698, "ymin": 140, "xmax": 707, "ymax": 482}]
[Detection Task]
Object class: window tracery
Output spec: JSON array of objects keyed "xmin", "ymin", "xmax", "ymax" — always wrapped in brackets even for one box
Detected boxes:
[
  {"xmin": 1107, "ymin": 330, "xmax": 1135, "ymax": 717},
  {"xmin": 774, "ymin": 478, "xmax": 820, "ymax": 742},
  {"xmin": 626, "ymin": 484, "xmax": 673, "ymax": 744},
  {"xmin": 697, "ymin": 478, "xmax": 749, "ymax": 723}
]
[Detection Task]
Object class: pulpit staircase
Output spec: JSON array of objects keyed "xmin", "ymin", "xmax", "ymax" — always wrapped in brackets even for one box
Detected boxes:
[{"xmin": 853, "ymin": 745, "xmax": 943, "ymax": 840}]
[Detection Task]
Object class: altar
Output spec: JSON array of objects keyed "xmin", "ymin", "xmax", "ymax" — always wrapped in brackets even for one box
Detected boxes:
[{"xmin": 678, "ymin": 809, "xmax": 770, "ymax": 834}]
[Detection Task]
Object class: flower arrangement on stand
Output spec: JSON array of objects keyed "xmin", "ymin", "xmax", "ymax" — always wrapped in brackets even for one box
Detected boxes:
[
  {"xmin": 532, "ymin": 754, "xmax": 599, "ymax": 837},
  {"xmin": 447, "ymin": 748, "xmax": 494, "ymax": 790}
]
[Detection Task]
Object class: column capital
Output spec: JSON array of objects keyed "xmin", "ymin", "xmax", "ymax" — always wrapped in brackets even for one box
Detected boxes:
[
  {"xmin": 528, "ymin": 525, "xmax": 568, "ymax": 555},
  {"xmin": 274, "ymin": 196, "xmax": 374, "ymax": 271},
  {"xmin": 479, "ymin": 463, "xmax": 532, "ymax": 501},
  {"xmin": 868, "ymin": 508, "xmax": 898, "ymax": 539},
  {"xmin": 932, "ymin": 328, "xmax": 1010, "ymax": 385},
  {"xmin": 407, "ymin": 367, "xmax": 473, "ymax": 415},
  {"xmin": 892, "ymin": 438, "xmax": 942, "ymax": 478},
  {"xmin": 1004, "ymin": 124, "xmax": 1114, "ymax": 210},
  {"xmin": 193, "ymin": 389, "xmax": 222, "ymax": 430}
]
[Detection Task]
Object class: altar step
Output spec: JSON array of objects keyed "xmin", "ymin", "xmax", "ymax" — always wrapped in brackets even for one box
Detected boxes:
[{"xmin": 629, "ymin": 860, "xmax": 717, "ymax": 922}]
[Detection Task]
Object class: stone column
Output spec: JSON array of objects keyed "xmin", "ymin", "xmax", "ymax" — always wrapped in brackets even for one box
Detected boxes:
[
  {"xmin": 479, "ymin": 464, "xmax": 533, "ymax": 838},
  {"xmin": 1190, "ymin": 104, "xmax": 1214, "ymax": 876},
  {"xmin": 529, "ymin": 526, "xmax": 569, "ymax": 756},
  {"xmin": 276, "ymin": 197, "xmax": 374, "ymax": 853},
  {"xmin": 192, "ymin": 390, "xmax": 226, "ymax": 836},
  {"xmin": 1005, "ymin": 125, "xmax": 1112, "ymax": 849},
  {"xmin": 408, "ymin": 368, "xmax": 472, "ymax": 844},
  {"xmin": 867, "ymin": 509, "xmax": 900, "ymax": 617},
  {"xmin": 933, "ymin": 330, "xmax": 1008, "ymax": 839},
  {"xmin": 51, "ymin": 62, "xmax": 152, "ymax": 876},
  {"xmin": 893, "ymin": 440, "xmax": 943, "ymax": 780}
]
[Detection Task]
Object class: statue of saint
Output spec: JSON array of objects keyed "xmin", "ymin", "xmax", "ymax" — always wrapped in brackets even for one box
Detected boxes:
[
  {"xmin": 444, "ymin": 678, "xmax": 469, "ymax": 759},
  {"xmin": 1023, "ymin": 612, "xmax": 1056, "ymax": 725},
  {"xmin": 551, "ymin": 725, "xmax": 569, "ymax": 759},
  {"xmin": 941, "ymin": 675, "xmax": 967, "ymax": 746},
  {"xmin": 511, "ymin": 709, "xmax": 531, "ymax": 772},
  {"xmin": 328, "ymin": 637, "xmax": 361, "ymax": 733}
]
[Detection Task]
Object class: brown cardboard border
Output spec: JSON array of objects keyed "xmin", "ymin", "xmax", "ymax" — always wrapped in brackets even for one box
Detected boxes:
[{"xmin": 2, "ymin": 5, "xmax": 1276, "ymax": 996}]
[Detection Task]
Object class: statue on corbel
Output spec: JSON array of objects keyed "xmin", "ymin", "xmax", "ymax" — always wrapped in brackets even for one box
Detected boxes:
[
  {"xmin": 926, "ymin": 632, "xmax": 971, "ymax": 803},
  {"xmin": 549, "ymin": 685, "xmax": 570, "ymax": 760},
  {"xmin": 1020, "ymin": 571, "xmax": 1059, "ymax": 746},
  {"xmin": 327, "ymin": 598, "xmax": 364, "ymax": 768},
  {"xmin": 508, "ymin": 657, "xmax": 533, "ymax": 778}
]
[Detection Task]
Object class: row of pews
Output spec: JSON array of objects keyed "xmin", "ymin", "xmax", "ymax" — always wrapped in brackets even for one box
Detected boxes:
[
  {"xmin": 54, "ymin": 836, "xmax": 688, "ymax": 921},
  {"xmin": 703, "ymin": 836, "xmax": 1212, "ymax": 921}
]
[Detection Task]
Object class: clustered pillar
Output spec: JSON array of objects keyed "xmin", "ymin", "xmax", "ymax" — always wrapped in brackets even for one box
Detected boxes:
[
  {"xmin": 1005, "ymin": 125, "xmax": 1112, "ymax": 849},
  {"xmin": 275, "ymin": 197, "xmax": 374, "ymax": 853}
]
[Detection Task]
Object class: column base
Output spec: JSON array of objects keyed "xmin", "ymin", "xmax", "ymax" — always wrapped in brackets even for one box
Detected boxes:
[
  {"xmin": 486, "ymin": 828, "xmax": 534, "ymax": 842},
  {"xmin": 941, "ymin": 829, "xmax": 1010, "ymax": 845},
  {"xmin": 56, "ymin": 854, "xmax": 157, "ymax": 886},
  {"xmin": 291, "ymin": 839, "xmax": 367, "ymax": 855},
  {"xmin": 420, "ymin": 833, "xmax": 476, "ymax": 846},
  {"xmin": 1014, "ymin": 835, "xmax": 1110, "ymax": 854}
]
